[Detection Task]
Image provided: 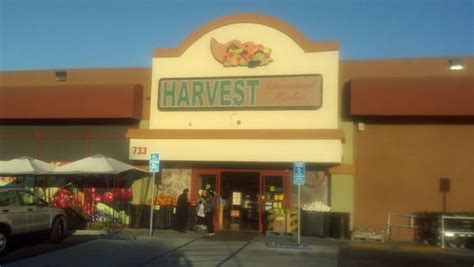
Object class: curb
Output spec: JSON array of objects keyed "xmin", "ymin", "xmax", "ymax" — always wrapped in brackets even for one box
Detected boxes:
[{"xmin": 67, "ymin": 229, "xmax": 108, "ymax": 236}]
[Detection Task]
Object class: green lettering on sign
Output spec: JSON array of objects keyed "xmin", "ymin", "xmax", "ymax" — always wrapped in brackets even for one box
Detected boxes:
[
  {"xmin": 246, "ymin": 79, "xmax": 260, "ymax": 106},
  {"xmin": 206, "ymin": 80, "xmax": 219, "ymax": 106},
  {"xmin": 177, "ymin": 82, "xmax": 190, "ymax": 106},
  {"xmin": 233, "ymin": 80, "xmax": 245, "ymax": 106},
  {"xmin": 220, "ymin": 80, "xmax": 232, "ymax": 106},
  {"xmin": 162, "ymin": 81, "xmax": 176, "ymax": 107},
  {"xmin": 158, "ymin": 75, "xmax": 322, "ymax": 110},
  {"xmin": 192, "ymin": 81, "xmax": 204, "ymax": 106}
]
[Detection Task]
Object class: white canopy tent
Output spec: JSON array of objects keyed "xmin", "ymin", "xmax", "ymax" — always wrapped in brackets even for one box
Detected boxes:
[
  {"xmin": 0, "ymin": 155, "xmax": 151, "ymax": 229},
  {"xmin": 53, "ymin": 154, "xmax": 149, "ymax": 185},
  {"xmin": 0, "ymin": 156, "xmax": 56, "ymax": 176},
  {"xmin": 53, "ymin": 154, "xmax": 147, "ymax": 176},
  {"xmin": 52, "ymin": 154, "xmax": 151, "ymax": 232}
]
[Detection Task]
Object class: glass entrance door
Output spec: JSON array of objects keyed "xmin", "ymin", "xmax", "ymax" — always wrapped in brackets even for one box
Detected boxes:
[
  {"xmin": 220, "ymin": 171, "xmax": 260, "ymax": 231},
  {"xmin": 191, "ymin": 169, "xmax": 289, "ymax": 232}
]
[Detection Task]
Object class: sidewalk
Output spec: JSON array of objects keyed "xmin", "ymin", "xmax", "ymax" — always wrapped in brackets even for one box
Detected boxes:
[
  {"xmin": 117, "ymin": 228, "xmax": 474, "ymax": 266},
  {"xmin": 6, "ymin": 228, "xmax": 473, "ymax": 267},
  {"xmin": 110, "ymin": 227, "xmax": 474, "ymax": 256}
]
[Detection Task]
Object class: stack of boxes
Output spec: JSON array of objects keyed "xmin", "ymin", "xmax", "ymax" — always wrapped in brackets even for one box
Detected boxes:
[
  {"xmin": 266, "ymin": 209, "xmax": 298, "ymax": 233},
  {"xmin": 267, "ymin": 209, "xmax": 286, "ymax": 232},
  {"xmin": 285, "ymin": 210, "xmax": 298, "ymax": 233}
]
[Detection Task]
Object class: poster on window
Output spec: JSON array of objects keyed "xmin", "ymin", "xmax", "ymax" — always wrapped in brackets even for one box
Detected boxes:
[{"xmin": 290, "ymin": 170, "xmax": 329, "ymax": 211}]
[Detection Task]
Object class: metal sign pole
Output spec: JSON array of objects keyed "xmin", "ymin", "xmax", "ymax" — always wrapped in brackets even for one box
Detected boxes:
[
  {"xmin": 297, "ymin": 183, "xmax": 301, "ymax": 245},
  {"xmin": 149, "ymin": 172, "xmax": 155, "ymax": 238},
  {"xmin": 293, "ymin": 161, "xmax": 305, "ymax": 246},
  {"xmin": 148, "ymin": 152, "xmax": 160, "ymax": 238}
]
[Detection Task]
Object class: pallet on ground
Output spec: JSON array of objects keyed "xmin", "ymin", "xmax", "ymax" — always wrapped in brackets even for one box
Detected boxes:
[{"xmin": 352, "ymin": 228, "xmax": 386, "ymax": 242}]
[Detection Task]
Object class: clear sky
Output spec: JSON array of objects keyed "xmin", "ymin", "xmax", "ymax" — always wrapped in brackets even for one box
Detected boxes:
[{"xmin": 0, "ymin": 0, "xmax": 472, "ymax": 71}]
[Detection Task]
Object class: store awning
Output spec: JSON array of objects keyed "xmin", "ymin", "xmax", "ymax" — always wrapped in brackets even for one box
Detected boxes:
[
  {"xmin": 350, "ymin": 77, "xmax": 474, "ymax": 116},
  {"xmin": 0, "ymin": 84, "xmax": 143, "ymax": 120}
]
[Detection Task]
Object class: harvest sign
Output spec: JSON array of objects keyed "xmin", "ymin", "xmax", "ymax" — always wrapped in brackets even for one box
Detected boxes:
[{"xmin": 158, "ymin": 75, "xmax": 322, "ymax": 110}]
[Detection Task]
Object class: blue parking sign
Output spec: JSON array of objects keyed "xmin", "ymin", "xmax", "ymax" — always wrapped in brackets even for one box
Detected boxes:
[
  {"xmin": 293, "ymin": 162, "xmax": 305, "ymax": 185},
  {"xmin": 149, "ymin": 152, "xmax": 160, "ymax": 172}
]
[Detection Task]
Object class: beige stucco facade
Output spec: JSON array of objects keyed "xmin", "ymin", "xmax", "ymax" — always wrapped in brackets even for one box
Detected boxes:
[
  {"xmin": 127, "ymin": 14, "xmax": 351, "ymax": 232},
  {"xmin": 150, "ymin": 24, "xmax": 339, "ymax": 130},
  {"xmin": 130, "ymin": 17, "xmax": 342, "ymax": 164}
]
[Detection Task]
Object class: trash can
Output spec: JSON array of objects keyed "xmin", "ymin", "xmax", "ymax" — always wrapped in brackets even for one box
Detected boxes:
[
  {"xmin": 330, "ymin": 212, "xmax": 350, "ymax": 239},
  {"xmin": 301, "ymin": 211, "xmax": 330, "ymax": 237}
]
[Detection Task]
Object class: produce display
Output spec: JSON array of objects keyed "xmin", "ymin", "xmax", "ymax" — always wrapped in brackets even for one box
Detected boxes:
[
  {"xmin": 302, "ymin": 201, "xmax": 331, "ymax": 212},
  {"xmin": 51, "ymin": 186, "xmax": 133, "ymax": 219},
  {"xmin": 50, "ymin": 188, "xmax": 82, "ymax": 209},
  {"xmin": 147, "ymin": 193, "xmax": 177, "ymax": 207}
]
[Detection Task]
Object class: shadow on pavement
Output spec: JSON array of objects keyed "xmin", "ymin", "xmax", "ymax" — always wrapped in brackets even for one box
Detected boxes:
[
  {"xmin": 0, "ymin": 233, "xmax": 96, "ymax": 265},
  {"xmin": 338, "ymin": 247, "xmax": 474, "ymax": 267}
]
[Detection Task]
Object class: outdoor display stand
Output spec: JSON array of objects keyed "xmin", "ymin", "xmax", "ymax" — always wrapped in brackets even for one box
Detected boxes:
[
  {"xmin": 412, "ymin": 212, "xmax": 474, "ymax": 249},
  {"xmin": 153, "ymin": 206, "xmax": 175, "ymax": 229},
  {"xmin": 301, "ymin": 211, "xmax": 331, "ymax": 237},
  {"xmin": 130, "ymin": 204, "xmax": 150, "ymax": 229}
]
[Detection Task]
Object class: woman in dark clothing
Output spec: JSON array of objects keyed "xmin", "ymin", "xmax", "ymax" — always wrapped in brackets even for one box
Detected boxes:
[
  {"xmin": 175, "ymin": 188, "xmax": 189, "ymax": 233},
  {"xmin": 204, "ymin": 190, "xmax": 216, "ymax": 236}
]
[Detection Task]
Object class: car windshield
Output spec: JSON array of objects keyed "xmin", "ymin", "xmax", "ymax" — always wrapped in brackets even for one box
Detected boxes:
[
  {"xmin": 18, "ymin": 190, "xmax": 47, "ymax": 206},
  {"xmin": 0, "ymin": 190, "xmax": 19, "ymax": 207}
]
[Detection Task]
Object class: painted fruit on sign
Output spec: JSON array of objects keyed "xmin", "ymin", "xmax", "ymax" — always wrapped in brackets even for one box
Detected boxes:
[{"xmin": 210, "ymin": 38, "xmax": 273, "ymax": 68}]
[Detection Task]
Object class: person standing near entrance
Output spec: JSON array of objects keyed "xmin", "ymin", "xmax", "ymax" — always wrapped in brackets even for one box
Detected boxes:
[
  {"xmin": 194, "ymin": 190, "xmax": 207, "ymax": 232},
  {"xmin": 176, "ymin": 188, "xmax": 189, "ymax": 233},
  {"xmin": 204, "ymin": 190, "xmax": 216, "ymax": 236}
]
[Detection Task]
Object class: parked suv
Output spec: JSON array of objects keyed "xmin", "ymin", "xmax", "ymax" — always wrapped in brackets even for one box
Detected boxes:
[{"xmin": 0, "ymin": 188, "xmax": 67, "ymax": 254}]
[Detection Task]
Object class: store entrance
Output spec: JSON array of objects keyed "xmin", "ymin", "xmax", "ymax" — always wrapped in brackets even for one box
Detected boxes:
[
  {"xmin": 191, "ymin": 168, "xmax": 290, "ymax": 232},
  {"xmin": 220, "ymin": 172, "xmax": 260, "ymax": 231}
]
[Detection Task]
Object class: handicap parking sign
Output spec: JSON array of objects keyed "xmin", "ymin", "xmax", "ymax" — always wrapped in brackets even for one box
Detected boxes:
[
  {"xmin": 293, "ymin": 162, "xmax": 305, "ymax": 185},
  {"xmin": 149, "ymin": 152, "xmax": 160, "ymax": 172}
]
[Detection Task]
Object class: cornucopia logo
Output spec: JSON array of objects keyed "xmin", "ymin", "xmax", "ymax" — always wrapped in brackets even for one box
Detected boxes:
[{"xmin": 210, "ymin": 38, "xmax": 273, "ymax": 68}]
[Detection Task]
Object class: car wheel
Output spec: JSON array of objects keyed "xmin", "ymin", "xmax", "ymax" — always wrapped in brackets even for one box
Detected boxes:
[
  {"xmin": 0, "ymin": 228, "xmax": 9, "ymax": 255},
  {"xmin": 50, "ymin": 218, "xmax": 64, "ymax": 242}
]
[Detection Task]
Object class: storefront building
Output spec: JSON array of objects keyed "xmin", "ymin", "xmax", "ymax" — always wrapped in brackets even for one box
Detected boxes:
[
  {"xmin": 127, "ymin": 14, "xmax": 345, "ymax": 231},
  {"xmin": 1, "ymin": 13, "xmax": 472, "ymax": 238}
]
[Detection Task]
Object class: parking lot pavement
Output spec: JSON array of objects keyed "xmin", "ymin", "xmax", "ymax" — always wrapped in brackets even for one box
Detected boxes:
[
  {"xmin": 143, "ymin": 238, "xmax": 251, "ymax": 267},
  {"xmin": 222, "ymin": 240, "xmax": 338, "ymax": 267},
  {"xmin": 2, "ymin": 230, "xmax": 341, "ymax": 267},
  {"xmin": 0, "ymin": 234, "xmax": 97, "ymax": 265},
  {"xmin": 2, "ymin": 229, "xmax": 473, "ymax": 267},
  {"xmin": 5, "ymin": 236, "xmax": 196, "ymax": 267}
]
